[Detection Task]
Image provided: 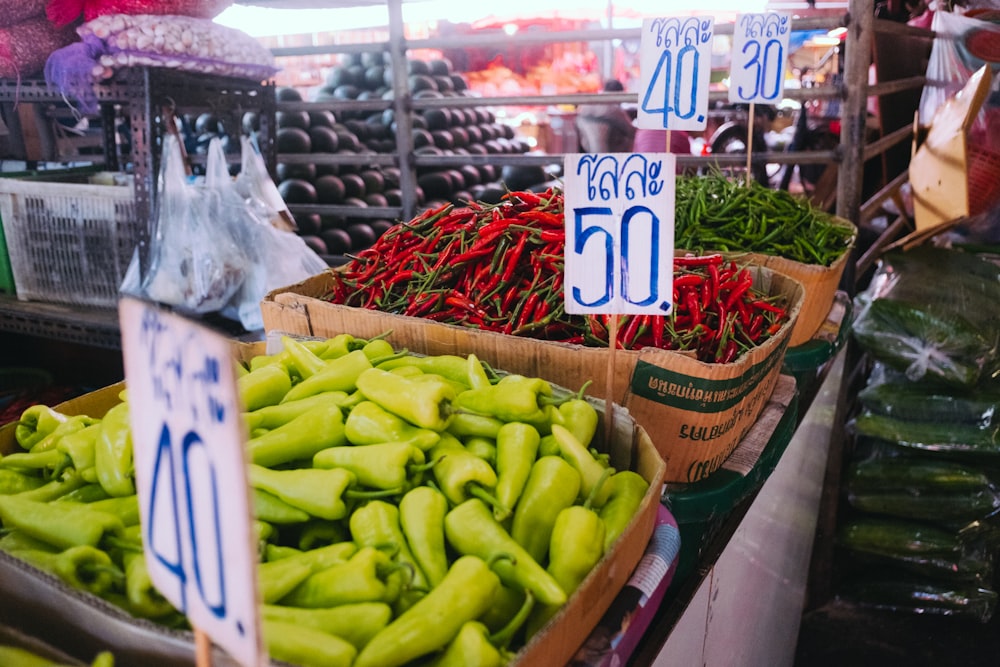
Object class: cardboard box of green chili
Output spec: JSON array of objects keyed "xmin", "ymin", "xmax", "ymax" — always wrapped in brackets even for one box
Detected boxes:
[
  {"xmin": 0, "ymin": 343, "xmax": 666, "ymax": 667},
  {"xmin": 262, "ymin": 265, "xmax": 804, "ymax": 484}
]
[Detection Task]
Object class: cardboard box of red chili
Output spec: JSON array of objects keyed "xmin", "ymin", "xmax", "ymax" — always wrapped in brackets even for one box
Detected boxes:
[
  {"xmin": 0, "ymin": 345, "xmax": 666, "ymax": 667},
  {"xmin": 262, "ymin": 264, "xmax": 804, "ymax": 484}
]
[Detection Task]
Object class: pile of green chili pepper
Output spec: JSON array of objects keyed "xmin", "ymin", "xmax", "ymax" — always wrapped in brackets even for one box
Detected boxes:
[
  {"xmin": 323, "ymin": 188, "xmax": 790, "ymax": 363},
  {"xmin": 0, "ymin": 334, "xmax": 651, "ymax": 667},
  {"xmin": 674, "ymin": 172, "xmax": 855, "ymax": 266}
]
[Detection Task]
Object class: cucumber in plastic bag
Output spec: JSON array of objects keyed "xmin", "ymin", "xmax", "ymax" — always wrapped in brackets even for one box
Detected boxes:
[
  {"xmin": 851, "ymin": 247, "xmax": 1000, "ymax": 388},
  {"xmin": 858, "ymin": 381, "xmax": 1000, "ymax": 427},
  {"xmin": 851, "ymin": 297, "xmax": 995, "ymax": 388},
  {"xmin": 852, "ymin": 412, "xmax": 1000, "ymax": 457},
  {"xmin": 839, "ymin": 575, "xmax": 998, "ymax": 622},
  {"xmin": 837, "ymin": 517, "xmax": 995, "ymax": 583}
]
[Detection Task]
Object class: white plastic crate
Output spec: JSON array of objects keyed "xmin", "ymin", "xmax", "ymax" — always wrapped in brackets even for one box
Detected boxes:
[{"xmin": 0, "ymin": 175, "xmax": 139, "ymax": 308}]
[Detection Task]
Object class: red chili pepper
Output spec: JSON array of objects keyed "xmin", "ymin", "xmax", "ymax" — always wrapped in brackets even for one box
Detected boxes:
[
  {"xmin": 501, "ymin": 233, "xmax": 529, "ymax": 283},
  {"xmin": 673, "ymin": 273, "xmax": 704, "ymax": 289},
  {"xmin": 684, "ymin": 291, "xmax": 702, "ymax": 327},
  {"xmin": 674, "ymin": 253, "xmax": 725, "ymax": 267}
]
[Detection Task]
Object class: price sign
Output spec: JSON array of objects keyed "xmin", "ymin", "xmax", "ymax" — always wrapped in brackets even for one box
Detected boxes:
[
  {"xmin": 563, "ymin": 153, "xmax": 675, "ymax": 315},
  {"xmin": 637, "ymin": 16, "xmax": 715, "ymax": 131},
  {"xmin": 119, "ymin": 297, "xmax": 264, "ymax": 667},
  {"xmin": 728, "ymin": 12, "xmax": 792, "ymax": 104}
]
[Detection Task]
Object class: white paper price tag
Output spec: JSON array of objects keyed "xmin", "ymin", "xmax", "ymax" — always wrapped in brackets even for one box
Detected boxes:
[
  {"xmin": 637, "ymin": 16, "xmax": 715, "ymax": 131},
  {"xmin": 563, "ymin": 153, "xmax": 675, "ymax": 315},
  {"xmin": 728, "ymin": 12, "xmax": 792, "ymax": 104},
  {"xmin": 119, "ymin": 297, "xmax": 263, "ymax": 667}
]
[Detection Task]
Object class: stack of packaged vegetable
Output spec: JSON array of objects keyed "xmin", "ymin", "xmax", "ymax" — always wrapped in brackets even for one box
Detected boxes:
[
  {"xmin": 840, "ymin": 246, "xmax": 1000, "ymax": 622},
  {"xmin": 0, "ymin": 334, "xmax": 663, "ymax": 667}
]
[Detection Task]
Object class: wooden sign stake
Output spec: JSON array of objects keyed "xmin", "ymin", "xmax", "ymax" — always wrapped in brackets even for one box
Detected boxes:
[
  {"xmin": 195, "ymin": 628, "xmax": 212, "ymax": 667},
  {"xmin": 604, "ymin": 315, "xmax": 620, "ymax": 446},
  {"xmin": 745, "ymin": 102, "xmax": 756, "ymax": 186}
]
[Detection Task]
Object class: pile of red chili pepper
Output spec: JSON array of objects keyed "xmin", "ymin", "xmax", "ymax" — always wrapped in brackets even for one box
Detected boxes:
[{"xmin": 324, "ymin": 188, "xmax": 790, "ymax": 363}]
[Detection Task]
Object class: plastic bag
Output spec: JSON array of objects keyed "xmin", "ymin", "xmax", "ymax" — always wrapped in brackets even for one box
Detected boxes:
[
  {"xmin": 0, "ymin": 16, "xmax": 76, "ymax": 79},
  {"xmin": 918, "ymin": 10, "xmax": 1000, "ymax": 125},
  {"xmin": 851, "ymin": 246, "xmax": 1000, "ymax": 387},
  {"xmin": 131, "ymin": 134, "xmax": 247, "ymax": 313},
  {"xmin": 838, "ymin": 575, "xmax": 998, "ymax": 622},
  {"xmin": 218, "ymin": 137, "xmax": 327, "ymax": 331},
  {"xmin": 233, "ymin": 135, "xmax": 296, "ymax": 234}
]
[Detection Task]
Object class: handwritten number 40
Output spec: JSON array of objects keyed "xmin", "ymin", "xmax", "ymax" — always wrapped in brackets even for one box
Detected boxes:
[
  {"xmin": 146, "ymin": 422, "xmax": 227, "ymax": 619},
  {"xmin": 641, "ymin": 44, "xmax": 701, "ymax": 127}
]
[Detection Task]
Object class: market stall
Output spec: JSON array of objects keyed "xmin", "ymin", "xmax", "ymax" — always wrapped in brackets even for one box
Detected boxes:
[{"xmin": 0, "ymin": 0, "xmax": 997, "ymax": 665}]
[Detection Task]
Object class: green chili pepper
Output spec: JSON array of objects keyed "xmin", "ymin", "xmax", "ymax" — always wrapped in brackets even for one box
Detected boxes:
[
  {"xmin": 551, "ymin": 424, "xmax": 613, "ymax": 507},
  {"xmin": 598, "ymin": 470, "xmax": 650, "ymax": 551},
  {"xmin": 253, "ymin": 488, "xmax": 311, "ymax": 524},
  {"xmin": 361, "ymin": 337, "xmax": 396, "ymax": 361},
  {"xmin": 430, "ymin": 588, "xmax": 534, "ymax": 666},
  {"xmin": 445, "ymin": 498, "xmax": 567, "ymax": 607},
  {"xmin": 14, "ymin": 405, "xmax": 70, "ymax": 450},
  {"xmin": 426, "ymin": 621, "xmax": 505, "ymax": 667},
  {"xmin": 493, "ymin": 422, "xmax": 540, "ymax": 521},
  {"xmin": 282, "ymin": 350, "xmax": 374, "ymax": 403},
  {"xmin": 281, "ymin": 546, "xmax": 403, "ymax": 607},
  {"xmin": 62, "ymin": 495, "xmax": 140, "ymax": 527},
  {"xmin": 356, "ymin": 367, "xmax": 456, "ymax": 432},
  {"xmin": 344, "ymin": 401, "xmax": 441, "ymax": 451},
  {"xmin": 317, "ymin": 333, "xmax": 357, "ymax": 360},
  {"xmin": 0, "ymin": 469, "xmax": 45, "ymax": 495},
  {"xmin": 454, "ymin": 375, "xmax": 556, "ymax": 424},
  {"xmin": 313, "ymin": 442, "xmax": 429, "ymax": 490},
  {"xmin": 0, "ymin": 645, "xmax": 111, "ymax": 667},
  {"xmin": 259, "ymin": 554, "xmax": 316, "ymax": 604},
  {"xmin": 27, "ymin": 415, "xmax": 97, "ymax": 454},
  {"xmin": 353, "ymin": 555, "xmax": 502, "ymax": 667},
  {"xmin": 377, "ymin": 353, "xmax": 471, "ymax": 386},
  {"xmin": 297, "ymin": 520, "xmax": 351, "ymax": 551},
  {"xmin": 0, "ymin": 449, "xmax": 70, "ymax": 475},
  {"xmin": 446, "ymin": 413, "xmax": 504, "ymax": 440},
  {"xmin": 264, "ymin": 618, "xmax": 357, "ymax": 667},
  {"xmin": 123, "ymin": 551, "xmax": 176, "ymax": 618},
  {"xmin": 463, "ymin": 437, "xmax": 496, "ymax": 465},
  {"xmin": 429, "ymin": 434, "xmax": 504, "ymax": 513},
  {"xmin": 269, "ymin": 540, "xmax": 357, "ymax": 570},
  {"xmin": 0, "ymin": 528, "xmax": 59, "ymax": 553},
  {"xmin": 249, "ymin": 465, "xmax": 360, "ymax": 521},
  {"xmin": 398, "ymin": 486, "xmax": 450, "ymax": 588},
  {"xmin": 15, "ymin": 545, "xmax": 123, "ymax": 597},
  {"xmin": 0, "ymin": 494, "xmax": 125, "ymax": 551},
  {"xmin": 510, "ymin": 455, "xmax": 581, "ymax": 564},
  {"xmin": 238, "ymin": 363, "xmax": 293, "ymax": 411},
  {"xmin": 281, "ymin": 335, "xmax": 330, "ymax": 379},
  {"xmin": 349, "ymin": 500, "xmax": 429, "ymax": 601},
  {"xmin": 246, "ymin": 401, "xmax": 346, "ymax": 468},
  {"xmin": 15, "ymin": 471, "xmax": 87, "ymax": 503},
  {"xmin": 244, "ymin": 390, "xmax": 350, "ymax": 431},
  {"xmin": 54, "ymin": 483, "xmax": 110, "ymax": 504},
  {"xmin": 527, "ymin": 474, "xmax": 609, "ymax": 637},
  {"xmin": 261, "ymin": 602, "xmax": 392, "ymax": 651},
  {"xmin": 557, "ymin": 397, "xmax": 600, "ymax": 450},
  {"xmin": 56, "ymin": 423, "xmax": 102, "ymax": 475},
  {"xmin": 93, "ymin": 402, "xmax": 135, "ymax": 498},
  {"xmin": 466, "ymin": 353, "xmax": 492, "ymax": 390}
]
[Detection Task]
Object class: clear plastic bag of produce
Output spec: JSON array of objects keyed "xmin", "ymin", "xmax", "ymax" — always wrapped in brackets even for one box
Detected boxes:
[
  {"xmin": 121, "ymin": 134, "xmax": 247, "ymax": 313},
  {"xmin": 836, "ymin": 516, "xmax": 996, "ymax": 585},
  {"xmin": 851, "ymin": 247, "xmax": 1000, "ymax": 387},
  {"xmin": 845, "ymin": 452, "xmax": 1000, "ymax": 523},
  {"xmin": 850, "ymin": 410, "xmax": 1000, "ymax": 459},
  {"xmin": 218, "ymin": 137, "xmax": 327, "ymax": 331},
  {"xmin": 838, "ymin": 573, "xmax": 998, "ymax": 623},
  {"xmin": 858, "ymin": 375, "xmax": 1000, "ymax": 428}
]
